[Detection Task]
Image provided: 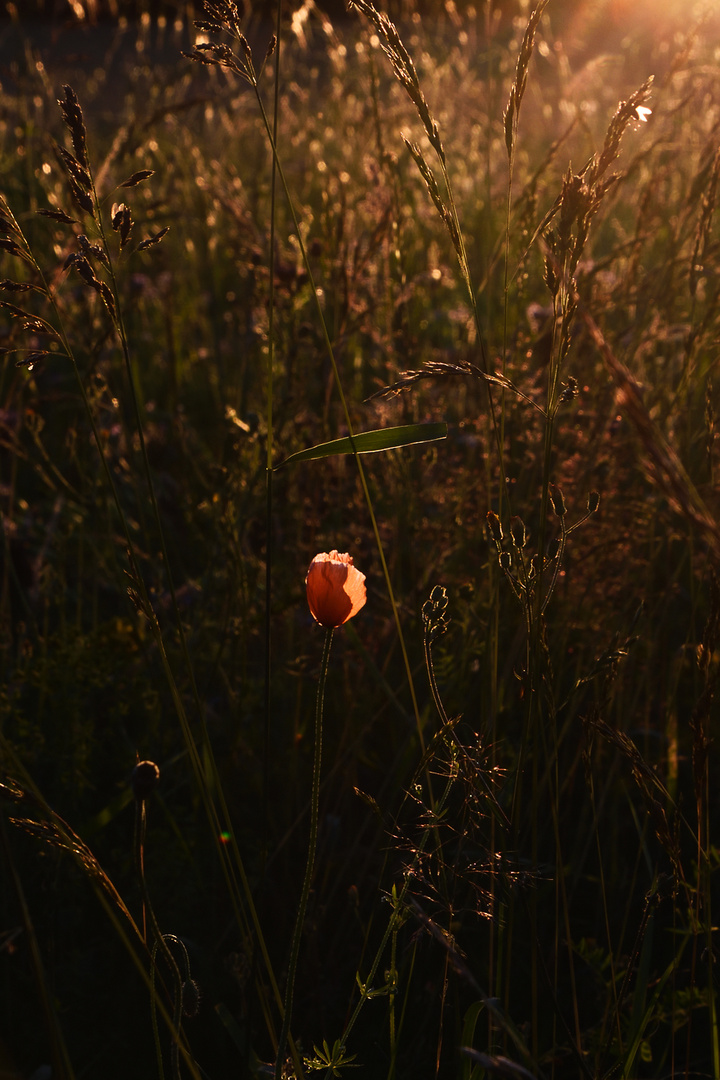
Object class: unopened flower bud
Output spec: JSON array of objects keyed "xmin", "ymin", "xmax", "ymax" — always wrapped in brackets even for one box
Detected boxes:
[
  {"xmin": 510, "ymin": 516, "xmax": 527, "ymax": 548},
  {"xmin": 181, "ymin": 979, "xmax": 201, "ymax": 1019},
  {"xmin": 486, "ymin": 511, "xmax": 503, "ymax": 544},
  {"xmin": 132, "ymin": 760, "xmax": 160, "ymax": 802},
  {"xmin": 550, "ymin": 485, "xmax": 566, "ymax": 518},
  {"xmin": 305, "ymin": 551, "xmax": 366, "ymax": 628}
]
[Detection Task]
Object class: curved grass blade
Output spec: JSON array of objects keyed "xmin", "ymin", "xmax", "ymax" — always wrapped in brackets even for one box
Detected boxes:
[{"xmin": 274, "ymin": 422, "xmax": 447, "ymax": 469}]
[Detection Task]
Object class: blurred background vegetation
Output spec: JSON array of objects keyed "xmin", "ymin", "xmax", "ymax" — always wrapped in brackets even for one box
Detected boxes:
[{"xmin": 0, "ymin": 0, "xmax": 719, "ymax": 1077}]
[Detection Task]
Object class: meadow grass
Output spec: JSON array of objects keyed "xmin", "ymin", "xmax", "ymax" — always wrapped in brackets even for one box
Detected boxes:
[{"xmin": 0, "ymin": 1, "xmax": 720, "ymax": 1077}]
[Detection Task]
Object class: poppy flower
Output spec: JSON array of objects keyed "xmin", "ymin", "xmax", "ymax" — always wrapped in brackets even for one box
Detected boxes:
[{"xmin": 306, "ymin": 550, "xmax": 367, "ymax": 628}]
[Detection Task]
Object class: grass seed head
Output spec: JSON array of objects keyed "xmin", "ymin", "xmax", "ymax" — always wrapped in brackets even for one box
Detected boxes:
[{"xmin": 58, "ymin": 85, "xmax": 88, "ymax": 169}]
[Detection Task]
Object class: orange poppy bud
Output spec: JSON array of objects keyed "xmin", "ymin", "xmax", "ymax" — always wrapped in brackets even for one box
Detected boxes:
[{"xmin": 306, "ymin": 550, "xmax": 367, "ymax": 628}]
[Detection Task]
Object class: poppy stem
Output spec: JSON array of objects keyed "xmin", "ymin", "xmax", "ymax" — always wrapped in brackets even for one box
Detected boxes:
[{"xmin": 275, "ymin": 626, "xmax": 334, "ymax": 1079}]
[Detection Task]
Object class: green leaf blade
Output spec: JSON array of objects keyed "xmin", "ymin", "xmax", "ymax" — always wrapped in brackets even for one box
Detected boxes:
[{"xmin": 274, "ymin": 422, "xmax": 447, "ymax": 469}]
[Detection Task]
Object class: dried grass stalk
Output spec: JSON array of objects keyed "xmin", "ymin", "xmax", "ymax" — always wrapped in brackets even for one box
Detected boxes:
[
  {"xmin": 503, "ymin": 0, "xmax": 550, "ymax": 159},
  {"xmin": 349, "ymin": 0, "xmax": 445, "ymax": 164}
]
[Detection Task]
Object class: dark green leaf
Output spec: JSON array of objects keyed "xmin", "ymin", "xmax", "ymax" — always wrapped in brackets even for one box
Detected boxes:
[{"xmin": 274, "ymin": 422, "xmax": 447, "ymax": 469}]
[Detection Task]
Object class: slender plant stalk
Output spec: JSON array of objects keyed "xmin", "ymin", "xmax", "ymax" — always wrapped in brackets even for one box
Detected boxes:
[
  {"xmin": 263, "ymin": 0, "xmax": 283, "ymax": 877},
  {"xmin": 135, "ymin": 796, "xmax": 183, "ymax": 1080},
  {"xmin": 587, "ymin": 759, "xmax": 623, "ymax": 1058},
  {"xmin": 275, "ymin": 627, "xmax": 334, "ymax": 1079}
]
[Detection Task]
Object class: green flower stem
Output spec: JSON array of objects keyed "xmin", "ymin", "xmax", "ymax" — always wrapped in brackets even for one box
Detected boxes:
[
  {"xmin": 275, "ymin": 627, "xmax": 334, "ymax": 1080},
  {"xmin": 134, "ymin": 798, "xmax": 183, "ymax": 1080}
]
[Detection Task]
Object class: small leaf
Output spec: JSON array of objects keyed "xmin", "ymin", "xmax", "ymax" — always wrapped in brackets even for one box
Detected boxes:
[
  {"xmin": 353, "ymin": 787, "xmax": 382, "ymax": 820},
  {"xmin": 0, "ymin": 300, "xmax": 29, "ymax": 317},
  {"xmin": 15, "ymin": 351, "xmax": 51, "ymax": 369},
  {"xmin": 66, "ymin": 176, "xmax": 94, "ymax": 215},
  {"xmin": 274, "ymin": 422, "xmax": 447, "ymax": 469},
  {"xmin": 137, "ymin": 226, "xmax": 170, "ymax": 251},
  {"xmin": 99, "ymin": 281, "xmax": 116, "ymax": 319},
  {"xmin": 120, "ymin": 170, "xmax": 155, "ymax": 188},
  {"xmin": 36, "ymin": 208, "xmax": 78, "ymax": 225},
  {"xmin": 0, "ymin": 207, "xmax": 19, "ymax": 238},
  {"xmin": 0, "ymin": 239, "xmax": 29, "ymax": 259},
  {"xmin": 73, "ymin": 256, "xmax": 97, "ymax": 287},
  {"xmin": 0, "ymin": 280, "xmax": 43, "ymax": 294},
  {"xmin": 55, "ymin": 145, "xmax": 92, "ymax": 191}
]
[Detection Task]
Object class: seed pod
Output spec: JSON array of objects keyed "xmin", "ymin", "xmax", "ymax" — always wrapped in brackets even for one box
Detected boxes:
[
  {"xmin": 510, "ymin": 516, "xmax": 527, "ymax": 549},
  {"xmin": 550, "ymin": 485, "xmax": 566, "ymax": 518},
  {"xmin": 486, "ymin": 511, "xmax": 503, "ymax": 544},
  {"xmin": 181, "ymin": 979, "xmax": 201, "ymax": 1019},
  {"xmin": 132, "ymin": 760, "xmax": 160, "ymax": 802}
]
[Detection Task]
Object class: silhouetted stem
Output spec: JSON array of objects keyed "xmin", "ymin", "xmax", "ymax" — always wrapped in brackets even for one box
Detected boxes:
[
  {"xmin": 275, "ymin": 627, "xmax": 334, "ymax": 1079},
  {"xmin": 135, "ymin": 798, "xmax": 183, "ymax": 1080}
]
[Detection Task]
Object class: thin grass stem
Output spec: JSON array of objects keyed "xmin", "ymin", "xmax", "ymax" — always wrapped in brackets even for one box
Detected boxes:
[{"xmin": 274, "ymin": 627, "xmax": 333, "ymax": 1079}]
